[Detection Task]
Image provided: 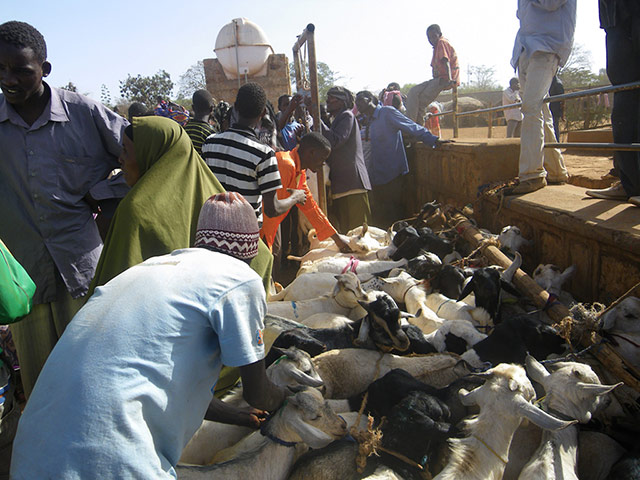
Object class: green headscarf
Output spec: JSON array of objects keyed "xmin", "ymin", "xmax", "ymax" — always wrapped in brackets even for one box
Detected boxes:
[{"xmin": 90, "ymin": 116, "xmax": 273, "ymax": 294}]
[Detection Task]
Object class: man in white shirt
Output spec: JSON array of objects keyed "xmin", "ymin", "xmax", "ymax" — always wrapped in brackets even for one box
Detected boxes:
[{"xmin": 503, "ymin": 77, "xmax": 523, "ymax": 138}]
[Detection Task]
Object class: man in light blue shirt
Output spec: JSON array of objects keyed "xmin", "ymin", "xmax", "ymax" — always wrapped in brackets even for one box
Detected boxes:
[
  {"xmin": 355, "ymin": 90, "xmax": 446, "ymax": 228},
  {"xmin": 11, "ymin": 193, "xmax": 286, "ymax": 479},
  {"xmin": 508, "ymin": 0, "xmax": 576, "ymax": 194},
  {"xmin": 0, "ymin": 21, "xmax": 129, "ymax": 397}
]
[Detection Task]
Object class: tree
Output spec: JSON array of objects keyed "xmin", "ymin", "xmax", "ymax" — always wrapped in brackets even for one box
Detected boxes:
[
  {"xmin": 461, "ymin": 65, "xmax": 499, "ymax": 92},
  {"xmin": 60, "ymin": 81, "xmax": 77, "ymax": 92},
  {"xmin": 119, "ymin": 70, "xmax": 174, "ymax": 107},
  {"xmin": 177, "ymin": 61, "xmax": 207, "ymax": 100},
  {"xmin": 558, "ymin": 43, "xmax": 602, "ymax": 89},
  {"xmin": 289, "ymin": 61, "xmax": 342, "ymax": 102},
  {"xmin": 100, "ymin": 84, "xmax": 112, "ymax": 107}
]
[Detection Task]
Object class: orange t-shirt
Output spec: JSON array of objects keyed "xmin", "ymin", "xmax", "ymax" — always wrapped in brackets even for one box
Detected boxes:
[
  {"xmin": 431, "ymin": 37, "xmax": 460, "ymax": 86},
  {"xmin": 260, "ymin": 148, "xmax": 336, "ymax": 249}
]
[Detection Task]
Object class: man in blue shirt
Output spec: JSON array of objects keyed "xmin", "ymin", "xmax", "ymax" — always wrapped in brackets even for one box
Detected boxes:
[
  {"xmin": 355, "ymin": 90, "xmax": 448, "ymax": 228},
  {"xmin": 0, "ymin": 21, "xmax": 128, "ymax": 397}
]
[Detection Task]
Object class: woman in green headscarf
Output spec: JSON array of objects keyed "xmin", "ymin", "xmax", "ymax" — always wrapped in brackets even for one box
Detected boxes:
[{"xmin": 90, "ymin": 116, "xmax": 273, "ymax": 293}]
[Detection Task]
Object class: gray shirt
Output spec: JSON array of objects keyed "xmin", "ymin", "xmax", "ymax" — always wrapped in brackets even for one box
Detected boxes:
[
  {"xmin": 0, "ymin": 84, "xmax": 128, "ymax": 304},
  {"xmin": 511, "ymin": 0, "xmax": 577, "ymax": 70}
]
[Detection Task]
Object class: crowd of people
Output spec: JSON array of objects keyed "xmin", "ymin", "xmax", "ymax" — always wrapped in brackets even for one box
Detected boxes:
[{"xmin": 0, "ymin": 0, "xmax": 639, "ymax": 476}]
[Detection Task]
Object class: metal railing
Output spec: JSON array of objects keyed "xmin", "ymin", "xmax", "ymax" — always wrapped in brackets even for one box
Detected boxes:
[{"xmin": 428, "ymin": 80, "xmax": 640, "ymax": 140}]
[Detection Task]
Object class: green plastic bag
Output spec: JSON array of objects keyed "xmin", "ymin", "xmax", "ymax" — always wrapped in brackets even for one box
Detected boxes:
[{"xmin": 0, "ymin": 240, "xmax": 36, "ymax": 324}]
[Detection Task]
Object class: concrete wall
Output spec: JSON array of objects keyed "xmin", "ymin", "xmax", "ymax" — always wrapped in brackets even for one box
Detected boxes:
[
  {"xmin": 203, "ymin": 53, "xmax": 291, "ymax": 108},
  {"xmin": 406, "ymin": 139, "xmax": 640, "ymax": 304}
]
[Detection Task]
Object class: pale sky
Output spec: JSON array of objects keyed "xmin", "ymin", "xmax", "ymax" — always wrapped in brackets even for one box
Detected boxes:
[{"xmin": 2, "ymin": 1, "xmax": 605, "ymax": 101}]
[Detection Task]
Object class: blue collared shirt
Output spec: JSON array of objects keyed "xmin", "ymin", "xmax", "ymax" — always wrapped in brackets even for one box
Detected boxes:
[
  {"xmin": 364, "ymin": 104, "xmax": 438, "ymax": 187},
  {"xmin": 511, "ymin": 0, "xmax": 577, "ymax": 70},
  {"xmin": 0, "ymin": 84, "xmax": 128, "ymax": 303}
]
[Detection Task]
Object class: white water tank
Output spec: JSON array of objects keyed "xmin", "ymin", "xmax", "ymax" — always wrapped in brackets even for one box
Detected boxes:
[{"xmin": 214, "ymin": 18, "xmax": 274, "ymax": 80}]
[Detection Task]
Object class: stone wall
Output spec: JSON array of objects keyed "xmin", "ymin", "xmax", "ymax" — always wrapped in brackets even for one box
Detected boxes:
[{"xmin": 203, "ymin": 53, "xmax": 291, "ymax": 108}]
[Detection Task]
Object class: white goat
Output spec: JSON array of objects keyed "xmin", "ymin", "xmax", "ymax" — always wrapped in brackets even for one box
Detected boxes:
[
  {"xmin": 268, "ymin": 272, "xmax": 339, "ymax": 302},
  {"xmin": 533, "ymin": 264, "xmax": 576, "ymax": 305},
  {"xmin": 297, "ymin": 257, "xmax": 408, "ymax": 278},
  {"xmin": 424, "ymin": 319, "xmax": 487, "ymax": 352},
  {"xmin": 518, "ymin": 356, "xmax": 621, "ymax": 480},
  {"xmin": 425, "ymin": 292, "xmax": 491, "ymax": 328},
  {"xmin": 499, "ymin": 226, "xmax": 531, "ymax": 253},
  {"xmin": 176, "ymin": 388, "xmax": 347, "ymax": 480},
  {"xmin": 179, "ymin": 348, "xmax": 323, "ymax": 466},
  {"xmin": 267, "ymin": 272, "xmax": 368, "ymax": 322},
  {"xmin": 600, "ymin": 296, "xmax": 640, "ymax": 371},
  {"xmin": 312, "ymin": 349, "xmax": 468, "ymax": 399},
  {"xmin": 433, "ymin": 363, "xmax": 576, "ymax": 480}
]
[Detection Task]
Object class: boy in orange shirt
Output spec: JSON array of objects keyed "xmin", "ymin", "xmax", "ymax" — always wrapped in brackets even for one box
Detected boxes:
[{"xmin": 260, "ymin": 133, "xmax": 351, "ymax": 253}]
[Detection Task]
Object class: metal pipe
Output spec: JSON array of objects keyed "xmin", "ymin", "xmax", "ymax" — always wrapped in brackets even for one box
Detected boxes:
[
  {"xmin": 452, "ymin": 84, "xmax": 459, "ymax": 138},
  {"xmin": 233, "ymin": 19, "xmax": 241, "ymax": 89},
  {"xmin": 544, "ymin": 142, "xmax": 640, "ymax": 151},
  {"xmin": 429, "ymin": 80, "xmax": 640, "ymax": 119}
]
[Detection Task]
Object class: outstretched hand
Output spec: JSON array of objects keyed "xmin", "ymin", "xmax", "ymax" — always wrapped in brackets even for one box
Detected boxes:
[
  {"xmin": 435, "ymin": 138, "xmax": 453, "ymax": 147},
  {"xmin": 332, "ymin": 233, "xmax": 353, "ymax": 253},
  {"xmin": 287, "ymin": 188, "xmax": 307, "ymax": 205},
  {"xmin": 231, "ymin": 406, "xmax": 269, "ymax": 429}
]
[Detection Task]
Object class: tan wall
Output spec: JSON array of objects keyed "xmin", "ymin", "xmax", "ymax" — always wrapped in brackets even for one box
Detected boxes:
[{"xmin": 203, "ymin": 54, "xmax": 291, "ymax": 109}]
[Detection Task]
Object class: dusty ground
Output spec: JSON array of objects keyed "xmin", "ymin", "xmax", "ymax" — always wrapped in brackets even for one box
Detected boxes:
[{"xmin": 440, "ymin": 126, "xmax": 615, "ymax": 189}]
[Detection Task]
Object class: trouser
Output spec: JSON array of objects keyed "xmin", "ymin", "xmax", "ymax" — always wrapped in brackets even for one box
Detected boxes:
[
  {"xmin": 10, "ymin": 277, "xmax": 85, "ymax": 399},
  {"xmin": 370, "ymin": 175, "xmax": 407, "ymax": 229},
  {"xmin": 406, "ymin": 79, "xmax": 448, "ymax": 123},
  {"xmin": 606, "ymin": 15, "xmax": 640, "ymax": 196},
  {"xmin": 329, "ymin": 192, "xmax": 371, "ymax": 234},
  {"xmin": 506, "ymin": 120, "xmax": 522, "ymax": 138},
  {"xmin": 518, "ymin": 52, "xmax": 568, "ymax": 183}
]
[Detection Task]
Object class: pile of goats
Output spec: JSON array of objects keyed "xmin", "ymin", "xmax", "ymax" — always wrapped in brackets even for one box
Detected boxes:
[{"xmin": 178, "ymin": 202, "xmax": 640, "ymax": 480}]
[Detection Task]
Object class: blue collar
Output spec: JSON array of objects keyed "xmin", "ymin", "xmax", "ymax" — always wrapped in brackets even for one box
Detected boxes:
[{"xmin": 260, "ymin": 423, "xmax": 298, "ymax": 447}]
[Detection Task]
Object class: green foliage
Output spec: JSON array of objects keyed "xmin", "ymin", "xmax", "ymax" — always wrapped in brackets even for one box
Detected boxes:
[
  {"xmin": 177, "ymin": 61, "xmax": 207, "ymax": 101},
  {"xmin": 119, "ymin": 70, "xmax": 174, "ymax": 107},
  {"xmin": 400, "ymin": 83, "xmax": 416, "ymax": 95},
  {"xmin": 100, "ymin": 84, "xmax": 112, "ymax": 107},
  {"xmin": 289, "ymin": 61, "xmax": 342, "ymax": 102},
  {"xmin": 60, "ymin": 81, "xmax": 77, "ymax": 92}
]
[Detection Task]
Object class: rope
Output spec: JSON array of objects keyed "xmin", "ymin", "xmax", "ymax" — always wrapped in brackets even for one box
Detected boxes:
[
  {"xmin": 472, "ymin": 434, "xmax": 509, "ymax": 465},
  {"xmin": 595, "ymin": 280, "xmax": 640, "ymax": 320}
]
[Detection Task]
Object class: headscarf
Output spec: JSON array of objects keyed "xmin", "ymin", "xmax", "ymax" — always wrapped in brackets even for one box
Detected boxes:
[
  {"xmin": 89, "ymin": 116, "xmax": 273, "ymax": 294},
  {"xmin": 327, "ymin": 86, "xmax": 355, "ymax": 109}
]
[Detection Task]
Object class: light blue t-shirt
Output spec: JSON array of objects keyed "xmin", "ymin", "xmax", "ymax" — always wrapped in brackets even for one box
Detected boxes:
[{"xmin": 11, "ymin": 248, "xmax": 266, "ymax": 479}]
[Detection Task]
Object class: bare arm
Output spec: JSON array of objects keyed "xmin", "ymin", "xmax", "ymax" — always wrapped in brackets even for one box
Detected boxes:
[
  {"xmin": 204, "ymin": 395, "xmax": 268, "ymax": 428},
  {"xmin": 263, "ymin": 189, "xmax": 307, "ymax": 218},
  {"xmin": 240, "ymin": 359, "xmax": 287, "ymax": 412}
]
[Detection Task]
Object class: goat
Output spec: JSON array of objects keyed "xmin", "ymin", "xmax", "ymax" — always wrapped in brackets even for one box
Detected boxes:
[
  {"xmin": 430, "ymin": 263, "xmax": 467, "ymax": 299},
  {"xmin": 499, "ymin": 226, "xmax": 531, "ymax": 254},
  {"xmin": 354, "ymin": 293, "xmax": 411, "ymax": 352},
  {"xmin": 267, "ymin": 272, "xmax": 338, "ymax": 302},
  {"xmin": 518, "ymin": 356, "xmax": 621, "ymax": 480},
  {"xmin": 266, "ymin": 272, "xmax": 368, "ymax": 322},
  {"xmin": 309, "ymin": 223, "xmax": 389, "ymax": 251},
  {"xmin": 425, "ymin": 292, "xmax": 491, "ymax": 328},
  {"xmin": 458, "ymin": 251, "xmax": 522, "ymax": 322},
  {"xmin": 179, "ymin": 348, "xmax": 324, "ymax": 466},
  {"xmin": 391, "ymin": 227, "xmax": 453, "ymax": 261},
  {"xmin": 433, "ymin": 363, "xmax": 576, "ymax": 480},
  {"xmin": 533, "ymin": 264, "xmax": 576, "ymax": 305},
  {"xmin": 424, "ymin": 319, "xmax": 487, "ymax": 354},
  {"xmin": 600, "ymin": 296, "xmax": 640, "ymax": 371},
  {"xmin": 297, "ymin": 256, "xmax": 408, "ymax": 278},
  {"xmin": 176, "ymin": 388, "xmax": 346, "ymax": 479},
  {"xmin": 406, "ymin": 252, "xmax": 442, "ymax": 280},
  {"xmin": 312, "ymin": 348, "xmax": 470, "ymax": 399},
  {"xmin": 461, "ymin": 314, "xmax": 566, "ymax": 369}
]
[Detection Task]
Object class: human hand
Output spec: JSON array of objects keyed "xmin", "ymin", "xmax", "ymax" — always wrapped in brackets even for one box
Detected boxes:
[
  {"xmin": 294, "ymin": 123, "xmax": 305, "ymax": 137},
  {"xmin": 435, "ymin": 138, "xmax": 453, "ymax": 147},
  {"xmin": 232, "ymin": 406, "xmax": 269, "ymax": 429},
  {"xmin": 287, "ymin": 188, "xmax": 307, "ymax": 205}
]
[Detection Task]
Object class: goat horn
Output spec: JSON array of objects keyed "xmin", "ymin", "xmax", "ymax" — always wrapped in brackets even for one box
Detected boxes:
[
  {"xmin": 501, "ymin": 252, "xmax": 522, "ymax": 282},
  {"xmin": 288, "ymin": 369, "xmax": 325, "ymax": 388},
  {"xmin": 515, "ymin": 395, "xmax": 577, "ymax": 430},
  {"xmin": 575, "ymin": 382, "xmax": 622, "ymax": 395}
]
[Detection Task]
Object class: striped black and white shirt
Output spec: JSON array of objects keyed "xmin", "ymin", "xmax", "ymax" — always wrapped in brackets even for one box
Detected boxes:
[{"xmin": 202, "ymin": 125, "xmax": 282, "ymax": 225}]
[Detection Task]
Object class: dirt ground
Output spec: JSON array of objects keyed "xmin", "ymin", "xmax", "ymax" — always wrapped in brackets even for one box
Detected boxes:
[{"xmin": 440, "ymin": 126, "xmax": 615, "ymax": 189}]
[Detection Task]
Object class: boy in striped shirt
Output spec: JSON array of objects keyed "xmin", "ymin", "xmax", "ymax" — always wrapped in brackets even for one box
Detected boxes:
[{"xmin": 202, "ymin": 83, "xmax": 305, "ymax": 226}]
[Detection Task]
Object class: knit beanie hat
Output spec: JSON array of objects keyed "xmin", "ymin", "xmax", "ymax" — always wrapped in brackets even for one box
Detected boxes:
[{"xmin": 194, "ymin": 192, "xmax": 260, "ymax": 260}]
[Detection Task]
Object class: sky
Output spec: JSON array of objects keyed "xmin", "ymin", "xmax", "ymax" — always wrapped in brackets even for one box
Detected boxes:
[{"xmin": 2, "ymin": 1, "xmax": 606, "ymax": 101}]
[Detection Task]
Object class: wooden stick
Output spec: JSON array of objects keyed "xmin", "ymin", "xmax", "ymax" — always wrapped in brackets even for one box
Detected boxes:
[{"xmin": 451, "ymin": 213, "xmax": 640, "ymax": 393}]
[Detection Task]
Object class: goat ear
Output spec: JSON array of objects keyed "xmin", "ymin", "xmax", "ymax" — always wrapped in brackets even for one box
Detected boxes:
[
  {"xmin": 458, "ymin": 279, "xmax": 474, "ymax": 302},
  {"xmin": 525, "ymin": 355, "xmax": 550, "ymax": 385},
  {"xmin": 515, "ymin": 395, "xmax": 577, "ymax": 430},
  {"xmin": 508, "ymin": 379, "xmax": 519, "ymax": 392},
  {"xmin": 561, "ymin": 265, "xmax": 577, "ymax": 281},
  {"xmin": 575, "ymin": 382, "xmax": 622, "ymax": 396},
  {"xmin": 362, "ymin": 223, "xmax": 368, "ymax": 235}
]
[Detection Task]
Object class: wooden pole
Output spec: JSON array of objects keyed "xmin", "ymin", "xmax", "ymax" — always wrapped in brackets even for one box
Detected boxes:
[
  {"xmin": 305, "ymin": 24, "xmax": 327, "ymax": 214},
  {"xmin": 452, "ymin": 84, "xmax": 459, "ymax": 138},
  {"xmin": 451, "ymin": 212, "xmax": 640, "ymax": 393},
  {"xmin": 487, "ymin": 110, "xmax": 493, "ymax": 138}
]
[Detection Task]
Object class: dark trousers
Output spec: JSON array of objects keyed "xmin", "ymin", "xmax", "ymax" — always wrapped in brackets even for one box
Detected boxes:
[
  {"xmin": 606, "ymin": 15, "xmax": 640, "ymax": 196},
  {"xmin": 370, "ymin": 174, "xmax": 407, "ymax": 229}
]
